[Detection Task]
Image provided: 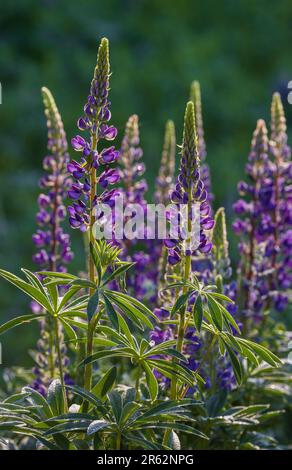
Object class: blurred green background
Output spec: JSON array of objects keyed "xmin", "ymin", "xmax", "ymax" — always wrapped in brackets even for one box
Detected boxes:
[{"xmin": 0, "ymin": 0, "xmax": 292, "ymax": 365}]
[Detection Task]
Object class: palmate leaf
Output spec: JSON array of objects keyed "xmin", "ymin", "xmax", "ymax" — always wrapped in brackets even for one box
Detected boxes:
[
  {"xmin": 87, "ymin": 289, "xmax": 100, "ymax": 321},
  {"xmin": 66, "ymin": 385, "xmax": 105, "ymax": 411},
  {"xmin": 101, "ymin": 262, "xmax": 135, "ymax": 287},
  {"xmin": 44, "ymin": 420, "xmax": 92, "ymax": 436},
  {"xmin": 193, "ymin": 294, "xmax": 203, "ymax": 332},
  {"xmin": 91, "ymin": 366, "xmax": 117, "ymax": 400},
  {"xmin": 170, "ymin": 291, "xmax": 192, "ymax": 317},
  {"xmin": 119, "ymin": 402, "xmax": 141, "ymax": 427},
  {"xmin": 224, "ymin": 344, "xmax": 243, "ymax": 385},
  {"xmin": 0, "ymin": 313, "xmax": 45, "ymax": 335},
  {"xmin": 134, "ymin": 399, "xmax": 202, "ymax": 422},
  {"xmin": 103, "ymin": 294, "xmax": 120, "ymax": 330},
  {"xmin": 87, "ymin": 420, "xmax": 110, "ymax": 436},
  {"xmin": 131, "ymin": 421, "xmax": 208, "ymax": 440},
  {"xmin": 22, "ymin": 387, "xmax": 53, "ymax": 419},
  {"xmin": 47, "ymin": 380, "xmax": 66, "ymax": 416},
  {"xmin": 0, "ymin": 269, "xmax": 52, "ymax": 312},
  {"xmin": 82, "ymin": 347, "xmax": 137, "ymax": 366},
  {"xmin": 108, "ymin": 390, "xmax": 123, "ymax": 423},
  {"xmin": 143, "ymin": 362, "xmax": 159, "ymax": 401},
  {"xmin": 104, "ymin": 290, "xmax": 155, "ymax": 330},
  {"xmin": 147, "ymin": 359, "xmax": 195, "ymax": 387},
  {"xmin": 206, "ymin": 294, "xmax": 223, "ymax": 331},
  {"xmin": 237, "ymin": 338, "xmax": 282, "ymax": 367}
]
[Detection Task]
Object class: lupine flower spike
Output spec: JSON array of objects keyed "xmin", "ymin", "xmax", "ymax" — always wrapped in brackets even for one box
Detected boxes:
[
  {"xmin": 233, "ymin": 119, "xmax": 273, "ymax": 323},
  {"xmin": 164, "ymin": 101, "xmax": 214, "ymax": 266},
  {"xmin": 155, "ymin": 120, "xmax": 176, "ymax": 205},
  {"xmin": 190, "ymin": 81, "xmax": 213, "ymax": 206},
  {"xmin": 31, "ymin": 87, "xmax": 73, "ymax": 394},
  {"xmin": 68, "ymin": 37, "xmax": 120, "ymax": 235},
  {"xmin": 269, "ymin": 93, "xmax": 292, "ymax": 307},
  {"xmin": 32, "ymin": 87, "xmax": 73, "ymax": 274}
]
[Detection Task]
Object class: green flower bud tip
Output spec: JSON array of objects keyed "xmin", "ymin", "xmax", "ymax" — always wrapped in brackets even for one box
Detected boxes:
[{"xmin": 212, "ymin": 208, "xmax": 227, "ymax": 253}]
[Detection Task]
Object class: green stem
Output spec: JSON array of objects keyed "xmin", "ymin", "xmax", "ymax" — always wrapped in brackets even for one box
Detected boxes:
[
  {"xmin": 116, "ymin": 431, "xmax": 121, "ymax": 450},
  {"xmin": 135, "ymin": 364, "xmax": 141, "ymax": 400},
  {"xmin": 54, "ymin": 316, "xmax": 68, "ymax": 412},
  {"xmin": 84, "ymin": 133, "xmax": 98, "ymax": 400},
  {"xmin": 48, "ymin": 316, "xmax": 55, "ymax": 379},
  {"xmin": 83, "ymin": 312, "xmax": 101, "ymax": 412},
  {"xmin": 163, "ymin": 197, "xmax": 192, "ymax": 447}
]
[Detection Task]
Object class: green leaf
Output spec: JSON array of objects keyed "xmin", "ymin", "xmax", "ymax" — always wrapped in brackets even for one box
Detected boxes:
[
  {"xmin": 206, "ymin": 294, "xmax": 223, "ymax": 331},
  {"xmin": 87, "ymin": 420, "xmax": 109, "ymax": 436},
  {"xmin": 118, "ymin": 314, "xmax": 136, "ymax": 348},
  {"xmin": 58, "ymin": 286, "xmax": 84, "ymax": 312},
  {"xmin": 103, "ymin": 294, "xmax": 119, "ymax": 330},
  {"xmin": 82, "ymin": 347, "xmax": 135, "ymax": 366},
  {"xmin": 47, "ymin": 380, "xmax": 65, "ymax": 416},
  {"xmin": 0, "ymin": 313, "xmax": 46, "ymax": 335},
  {"xmin": 119, "ymin": 402, "xmax": 141, "ymax": 427},
  {"xmin": 237, "ymin": 338, "xmax": 281, "ymax": 367},
  {"xmin": 105, "ymin": 291, "xmax": 154, "ymax": 330},
  {"xmin": 39, "ymin": 271, "xmax": 77, "ymax": 280},
  {"xmin": 22, "ymin": 387, "xmax": 52, "ymax": 419},
  {"xmin": 87, "ymin": 289, "xmax": 99, "ymax": 322},
  {"xmin": 211, "ymin": 292, "xmax": 233, "ymax": 303},
  {"xmin": 60, "ymin": 318, "xmax": 78, "ymax": 344},
  {"xmin": 143, "ymin": 362, "xmax": 158, "ymax": 401},
  {"xmin": 108, "ymin": 391, "xmax": 122, "ymax": 423},
  {"xmin": 101, "ymin": 262, "xmax": 135, "ymax": 286},
  {"xmin": 108, "ymin": 291, "xmax": 156, "ymax": 320},
  {"xmin": 66, "ymin": 385, "xmax": 104, "ymax": 411},
  {"xmin": 70, "ymin": 279, "xmax": 97, "ymax": 289},
  {"xmin": 170, "ymin": 292, "xmax": 191, "ymax": 317},
  {"xmin": 225, "ymin": 344, "xmax": 243, "ymax": 385},
  {"xmin": 193, "ymin": 294, "xmax": 203, "ymax": 332},
  {"xmin": 0, "ymin": 269, "xmax": 52, "ymax": 312},
  {"xmin": 91, "ymin": 366, "xmax": 117, "ymax": 400},
  {"xmin": 44, "ymin": 420, "xmax": 91, "ymax": 436},
  {"xmin": 89, "ymin": 242, "xmax": 102, "ymax": 285}
]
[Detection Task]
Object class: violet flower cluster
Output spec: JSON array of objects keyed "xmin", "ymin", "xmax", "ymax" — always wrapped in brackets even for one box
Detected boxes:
[
  {"xmin": 117, "ymin": 114, "xmax": 158, "ymax": 302},
  {"xmin": 269, "ymin": 93, "xmax": 292, "ymax": 305},
  {"xmin": 32, "ymin": 87, "xmax": 73, "ymax": 394},
  {"xmin": 164, "ymin": 101, "xmax": 214, "ymax": 265},
  {"xmin": 67, "ymin": 38, "xmax": 120, "ymax": 232},
  {"xmin": 233, "ymin": 97, "xmax": 291, "ymax": 324},
  {"xmin": 32, "ymin": 87, "xmax": 73, "ymax": 274}
]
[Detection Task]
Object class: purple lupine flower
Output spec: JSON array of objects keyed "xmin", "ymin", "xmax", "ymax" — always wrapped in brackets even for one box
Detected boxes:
[
  {"xmin": 233, "ymin": 103, "xmax": 292, "ymax": 324},
  {"xmin": 268, "ymin": 92, "xmax": 292, "ymax": 304},
  {"xmin": 233, "ymin": 119, "xmax": 274, "ymax": 322},
  {"xmin": 31, "ymin": 87, "xmax": 73, "ymax": 395},
  {"xmin": 32, "ymin": 87, "xmax": 73, "ymax": 273},
  {"xmin": 67, "ymin": 38, "xmax": 119, "ymax": 232},
  {"xmin": 164, "ymin": 101, "xmax": 214, "ymax": 265}
]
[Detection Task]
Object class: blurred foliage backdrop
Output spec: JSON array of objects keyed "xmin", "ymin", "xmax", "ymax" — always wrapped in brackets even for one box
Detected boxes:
[{"xmin": 0, "ymin": 0, "xmax": 292, "ymax": 365}]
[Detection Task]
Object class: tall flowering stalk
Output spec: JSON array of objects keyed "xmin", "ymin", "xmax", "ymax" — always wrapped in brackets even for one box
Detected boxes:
[
  {"xmin": 269, "ymin": 93, "xmax": 292, "ymax": 302},
  {"xmin": 117, "ymin": 114, "xmax": 158, "ymax": 301},
  {"xmin": 33, "ymin": 87, "xmax": 73, "ymax": 273},
  {"xmin": 165, "ymin": 101, "xmax": 214, "ymax": 391},
  {"xmin": 233, "ymin": 119, "xmax": 275, "ymax": 327},
  {"xmin": 32, "ymin": 87, "xmax": 73, "ymax": 396},
  {"xmin": 189, "ymin": 81, "xmax": 213, "ymax": 206},
  {"xmin": 155, "ymin": 120, "xmax": 176, "ymax": 205},
  {"xmin": 67, "ymin": 38, "xmax": 119, "ymax": 393}
]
